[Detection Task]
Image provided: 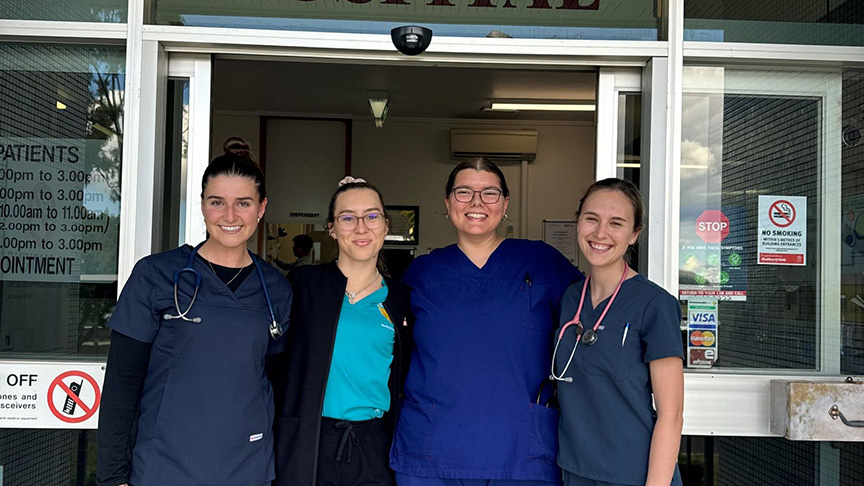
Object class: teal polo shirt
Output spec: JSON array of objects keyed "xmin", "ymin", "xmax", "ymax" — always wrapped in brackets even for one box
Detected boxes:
[{"xmin": 322, "ymin": 283, "xmax": 395, "ymax": 421}]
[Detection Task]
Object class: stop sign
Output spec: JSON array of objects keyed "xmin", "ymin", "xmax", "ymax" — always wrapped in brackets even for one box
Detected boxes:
[{"xmin": 696, "ymin": 210, "xmax": 729, "ymax": 243}]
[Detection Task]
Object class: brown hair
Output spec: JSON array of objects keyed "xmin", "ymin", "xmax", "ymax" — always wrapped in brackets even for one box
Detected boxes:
[
  {"xmin": 202, "ymin": 137, "xmax": 266, "ymax": 202},
  {"xmin": 576, "ymin": 178, "xmax": 644, "ymax": 233},
  {"xmin": 444, "ymin": 157, "xmax": 510, "ymax": 198},
  {"xmin": 326, "ymin": 179, "xmax": 390, "ymax": 275}
]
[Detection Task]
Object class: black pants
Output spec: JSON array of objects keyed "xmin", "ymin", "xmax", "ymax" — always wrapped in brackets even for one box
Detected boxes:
[{"xmin": 316, "ymin": 417, "xmax": 395, "ymax": 486}]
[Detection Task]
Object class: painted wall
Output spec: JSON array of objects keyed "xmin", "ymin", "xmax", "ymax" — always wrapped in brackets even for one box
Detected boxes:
[{"xmin": 351, "ymin": 119, "xmax": 594, "ymax": 254}]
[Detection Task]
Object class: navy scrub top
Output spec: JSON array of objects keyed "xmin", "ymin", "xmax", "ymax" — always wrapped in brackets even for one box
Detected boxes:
[
  {"xmin": 108, "ymin": 245, "xmax": 291, "ymax": 486},
  {"xmin": 391, "ymin": 239, "xmax": 581, "ymax": 481},
  {"xmin": 556, "ymin": 274, "xmax": 683, "ymax": 485}
]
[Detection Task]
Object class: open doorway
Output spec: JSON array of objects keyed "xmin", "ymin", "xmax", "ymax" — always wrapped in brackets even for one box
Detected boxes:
[{"xmin": 208, "ymin": 59, "xmax": 600, "ymax": 276}]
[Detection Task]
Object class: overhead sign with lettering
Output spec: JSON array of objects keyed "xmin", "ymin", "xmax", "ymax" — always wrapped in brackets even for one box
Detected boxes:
[{"xmin": 157, "ymin": 0, "xmax": 656, "ymax": 29}]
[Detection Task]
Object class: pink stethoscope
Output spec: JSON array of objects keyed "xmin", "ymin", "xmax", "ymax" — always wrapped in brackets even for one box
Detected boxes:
[{"xmin": 550, "ymin": 263, "xmax": 629, "ymax": 383}]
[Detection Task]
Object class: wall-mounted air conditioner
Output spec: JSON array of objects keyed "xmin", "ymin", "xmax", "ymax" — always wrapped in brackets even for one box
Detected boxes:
[{"xmin": 450, "ymin": 128, "xmax": 538, "ymax": 162}]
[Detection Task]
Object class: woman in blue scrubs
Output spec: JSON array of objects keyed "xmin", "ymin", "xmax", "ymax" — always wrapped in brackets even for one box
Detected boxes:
[
  {"xmin": 96, "ymin": 139, "xmax": 291, "ymax": 486},
  {"xmin": 391, "ymin": 158, "xmax": 582, "ymax": 486},
  {"xmin": 553, "ymin": 178, "xmax": 684, "ymax": 486},
  {"xmin": 272, "ymin": 177, "xmax": 411, "ymax": 486}
]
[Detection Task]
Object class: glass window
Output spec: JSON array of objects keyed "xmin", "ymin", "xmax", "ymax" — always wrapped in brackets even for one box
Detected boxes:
[
  {"xmin": 678, "ymin": 67, "xmax": 842, "ymax": 370},
  {"xmin": 616, "ymin": 93, "xmax": 644, "ymax": 272},
  {"xmin": 684, "ymin": 0, "xmax": 864, "ymax": 46},
  {"xmin": 1, "ymin": 1, "xmax": 126, "ymax": 23},
  {"xmin": 0, "ymin": 43, "xmax": 124, "ymax": 358},
  {"xmin": 151, "ymin": 0, "xmax": 661, "ymax": 41},
  {"xmin": 841, "ymin": 69, "xmax": 864, "ymax": 376}
]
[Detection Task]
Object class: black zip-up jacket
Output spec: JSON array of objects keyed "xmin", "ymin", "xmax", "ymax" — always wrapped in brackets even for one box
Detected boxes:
[{"xmin": 268, "ymin": 262, "xmax": 412, "ymax": 486}]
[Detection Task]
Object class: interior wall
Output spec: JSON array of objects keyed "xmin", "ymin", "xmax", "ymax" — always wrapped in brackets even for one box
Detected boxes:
[
  {"xmin": 211, "ymin": 114, "xmax": 260, "ymax": 160},
  {"xmin": 352, "ymin": 120, "xmax": 594, "ymax": 254},
  {"xmin": 212, "ymin": 113, "xmax": 595, "ymax": 258}
]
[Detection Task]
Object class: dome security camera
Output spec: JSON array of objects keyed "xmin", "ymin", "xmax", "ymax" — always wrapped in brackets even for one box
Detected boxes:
[{"xmin": 391, "ymin": 26, "xmax": 432, "ymax": 56}]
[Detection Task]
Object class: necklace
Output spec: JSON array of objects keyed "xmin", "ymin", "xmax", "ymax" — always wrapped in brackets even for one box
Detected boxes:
[
  {"xmin": 207, "ymin": 259, "xmax": 245, "ymax": 286},
  {"xmin": 345, "ymin": 269, "xmax": 381, "ymax": 304}
]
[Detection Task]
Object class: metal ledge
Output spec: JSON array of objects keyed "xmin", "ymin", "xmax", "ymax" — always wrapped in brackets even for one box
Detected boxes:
[
  {"xmin": 0, "ymin": 20, "xmax": 126, "ymax": 43},
  {"xmin": 142, "ymin": 24, "xmax": 667, "ymax": 67},
  {"xmin": 684, "ymin": 41, "xmax": 864, "ymax": 65}
]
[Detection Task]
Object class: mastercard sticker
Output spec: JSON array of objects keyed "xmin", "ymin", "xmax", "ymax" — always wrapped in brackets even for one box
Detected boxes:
[{"xmin": 689, "ymin": 329, "xmax": 717, "ymax": 348}]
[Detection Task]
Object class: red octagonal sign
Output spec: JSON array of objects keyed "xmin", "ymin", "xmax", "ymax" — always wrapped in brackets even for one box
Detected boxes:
[{"xmin": 696, "ymin": 210, "xmax": 729, "ymax": 243}]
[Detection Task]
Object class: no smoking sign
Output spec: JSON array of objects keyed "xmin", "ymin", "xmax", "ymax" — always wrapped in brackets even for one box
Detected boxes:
[
  {"xmin": 769, "ymin": 200, "xmax": 796, "ymax": 228},
  {"xmin": 758, "ymin": 195, "xmax": 807, "ymax": 266}
]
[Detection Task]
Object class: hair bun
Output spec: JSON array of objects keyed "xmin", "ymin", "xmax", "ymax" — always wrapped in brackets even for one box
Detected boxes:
[
  {"xmin": 223, "ymin": 137, "xmax": 253, "ymax": 159},
  {"xmin": 338, "ymin": 176, "xmax": 367, "ymax": 187}
]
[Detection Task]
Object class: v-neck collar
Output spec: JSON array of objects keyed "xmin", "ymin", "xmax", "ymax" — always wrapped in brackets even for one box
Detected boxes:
[
  {"xmin": 185, "ymin": 244, "xmax": 253, "ymax": 306},
  {"xmin": 583, "ymin": 273, "xmax": 643, "ymax": 312},
  {"xmin": 452, "ymin": 239, "xmax": 510, "ymax": 276}
]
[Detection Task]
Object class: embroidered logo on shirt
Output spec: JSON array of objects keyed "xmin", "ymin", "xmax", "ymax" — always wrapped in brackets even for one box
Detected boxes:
[
  {"xmin": 377, "ymin": 303, "xmax": 395, "ymax": 332},
  {"xmin": 250, "ymin": 433, "xmax": 264, "ymax": 442}
]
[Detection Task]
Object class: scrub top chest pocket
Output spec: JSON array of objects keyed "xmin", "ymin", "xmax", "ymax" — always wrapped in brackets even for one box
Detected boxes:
[
  {"xmin": 576, "ymin": 319, "xmax": 641, "ymax": 382},
  {"xmin": 521, "ymin": 280, "xmax": 555, "ymax": 332}
]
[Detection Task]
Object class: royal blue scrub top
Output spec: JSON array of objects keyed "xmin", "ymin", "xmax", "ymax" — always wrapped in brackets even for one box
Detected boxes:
[
  {"xmin": 391, "ymin": 239, "xmax": 581, "ymax": 481},
  {"xmin": 555, "ymin": 274, "xmax": 683, "ymax": 485},
  {"xmin": 108, "ymin": 245, "xmax": 291, "ymax": 486}
]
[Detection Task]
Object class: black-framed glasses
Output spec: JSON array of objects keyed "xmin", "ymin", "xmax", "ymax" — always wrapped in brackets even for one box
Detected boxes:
[
  {"xmin": 335, "ymin": 212, "xmax": 385, "ymax": 229},
  {"xmin": 451, "ymin": 188, "xmax": 503, "ymax": 204}
]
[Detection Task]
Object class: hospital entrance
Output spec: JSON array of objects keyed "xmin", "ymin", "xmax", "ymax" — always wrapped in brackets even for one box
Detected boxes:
[
  {"xmin": 1, "ymin": 38, "xmax": 863, "ymax": 484},
  {"xmin": 197, "ymin": 59, "xmax": 616, "ymax": 278}
]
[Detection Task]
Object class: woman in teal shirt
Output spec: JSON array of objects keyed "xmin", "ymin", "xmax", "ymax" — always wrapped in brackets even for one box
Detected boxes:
[{"xmin": 271, "ymin": 177, "xmax": 412, "ymax": 486}]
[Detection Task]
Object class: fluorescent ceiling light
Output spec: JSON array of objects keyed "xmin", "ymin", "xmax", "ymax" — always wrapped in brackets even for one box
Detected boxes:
[
  {"xmin": 488, "ymin": 101, "xmax": 595, "ymax": 112},
  {"xmin": 368, "ymin": 91, "xmax": 389, "ymax": 128}
]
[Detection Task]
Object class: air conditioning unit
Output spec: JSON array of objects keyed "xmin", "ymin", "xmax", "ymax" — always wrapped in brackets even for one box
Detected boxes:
[{"xmin": 450, "ymin": 128, "xmax": 538, "ymax": 162}]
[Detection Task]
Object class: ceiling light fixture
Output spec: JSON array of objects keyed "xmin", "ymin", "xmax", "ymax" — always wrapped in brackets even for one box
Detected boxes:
[
  {"xmin": 485, "ymin": 101, "xmax": 595, "ymax": 112},
  {"xmin": 368, "ymin": 91, "xmax": 389, "ymax": 128}
]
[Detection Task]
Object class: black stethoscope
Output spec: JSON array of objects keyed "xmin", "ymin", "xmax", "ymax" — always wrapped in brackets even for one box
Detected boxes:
[
  {"xmin": 549, "ymin": 263, "xmax": 629, "ymax": 383},
  {"xmin": 163, "ymin": 242, "xmax": 283, "ymax": 340}
]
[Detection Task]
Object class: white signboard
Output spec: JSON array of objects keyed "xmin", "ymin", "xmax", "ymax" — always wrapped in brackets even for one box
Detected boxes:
[
  {"xmin": 0, "ymin": 361, "xmax": 105, "ymax": 429},
  {"xmin": 758, "ymin": 195, "xmax": 807, "ymax": 266},
  {"xmin": 543, "ymin": 220, "xmax": 578, "ymax": 264},
  {"xmin": 0, "ymin": 138, "xmax": 119, "ymax": 282}
]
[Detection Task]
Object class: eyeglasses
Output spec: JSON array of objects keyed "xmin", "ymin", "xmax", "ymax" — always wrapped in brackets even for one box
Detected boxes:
[
  {"xmin": 451, "ymin": 188, "xmax": 503, "ymax": 204},
  {"xmin": 335, "ymin": 212, "xmax": 385, "ymax": 229}
]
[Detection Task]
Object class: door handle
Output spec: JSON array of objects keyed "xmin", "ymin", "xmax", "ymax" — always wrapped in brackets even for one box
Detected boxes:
[{"xmin": 829, "ymin": 405, "xmax": 864, "ymax": 428}]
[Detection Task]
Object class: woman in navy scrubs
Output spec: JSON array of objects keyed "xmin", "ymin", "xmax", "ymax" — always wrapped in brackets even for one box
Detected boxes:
[
  {"xmin": 391, "ymin": 158, "xmax": 582, "ymax": 486},
  {"xmin": 96, "ymin": 139, "xmax": 291, "ymax": 486},
  {"xmin": 272, "ymin": 177, "xmax": 411, "ymax": 486},
  {"xmin": 554, "ymin": 178, "xmax": 684, "ymax": 486}
]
